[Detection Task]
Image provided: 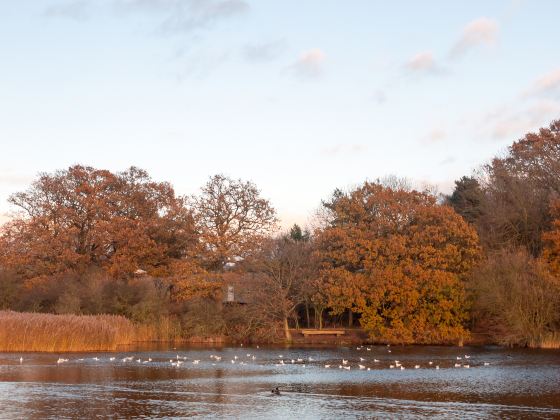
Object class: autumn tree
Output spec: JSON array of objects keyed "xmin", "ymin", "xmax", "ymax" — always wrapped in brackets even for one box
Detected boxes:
[
  {"xmin": 475, "ymin": 120, "xmax": 560, "ymax": 255},
  {"xmin": 0, "ymin": 165, "xmax": 198, "ymax": 280},
  {"xmin": 469, "ymin": 248, "xmax": 560, "ymax": 347},
  {"xmin": 190, "ymin": 174, "xmax": 277, "ymax": 271},
  {"xmin": 245, "ymin": 234, "xmax": 314, "ymax": 340},
  {"xmin": 317, "ymin": 181, "xmax": 480, "ymax": 344}
]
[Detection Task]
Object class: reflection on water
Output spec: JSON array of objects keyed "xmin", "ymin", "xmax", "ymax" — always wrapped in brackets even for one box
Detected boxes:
[{"xmin": 0, "ymin": 345, "xmax": 559, "ymax": 419}]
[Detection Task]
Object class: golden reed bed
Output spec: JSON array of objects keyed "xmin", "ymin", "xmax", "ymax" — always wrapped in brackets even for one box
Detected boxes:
[{"xmin": 0, "ymin": 311, "xmax": 135, "ymax": 352}]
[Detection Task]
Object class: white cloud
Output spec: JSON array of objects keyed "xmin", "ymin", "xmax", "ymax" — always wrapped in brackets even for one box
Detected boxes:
[
  {"xmin": 405, "ymin": 51, "xmax": 436, "ymax": 72},
  {"xmin": 290, "ymin": 49, "xmax": 326, "ymax": 79},
  {"xmin": 524, "ymin": 68, "xmax": 560, "ymax": 98},
  {"xmin": 483, "ymin": 99, "xmax": 560, "ymax": 140},
  {"xmin": 450, "ymin": 17, "xmax": 499, "ymax": 57},
  {"xmin": 422, "ymin": 128, "xmax": 446, "ymax": 144}
]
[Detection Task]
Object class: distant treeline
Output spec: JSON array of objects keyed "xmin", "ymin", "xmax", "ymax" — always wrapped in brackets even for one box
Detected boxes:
[{"xmin": 1, "ymin": 121, "xmax": 560, "ymax": 348}]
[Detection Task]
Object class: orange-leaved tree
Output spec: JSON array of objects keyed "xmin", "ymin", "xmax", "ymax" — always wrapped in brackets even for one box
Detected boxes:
[
  {"xmin": 316, "ymin": 181, "xmax": 480, "ymax": 344},
  {"xmin": 0, "ymin": 165, "xmax": 199, "ymax": 281}
]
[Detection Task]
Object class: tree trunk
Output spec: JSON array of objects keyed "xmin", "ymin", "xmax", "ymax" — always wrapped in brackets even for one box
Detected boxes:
[
  {"xmin": 305, "ymin": 301, "xmax": 310, "ymax": 328},
  {"xmin": 284, "ymin": 317, "xmax": 292, "ymax": 341},
  {"xmin": 348, "ymin": 309, "xmax": 353, "ymax": 327},
  {"xmin": 318, "ymin": 308, "xmax": 323, "ymax": 329}
]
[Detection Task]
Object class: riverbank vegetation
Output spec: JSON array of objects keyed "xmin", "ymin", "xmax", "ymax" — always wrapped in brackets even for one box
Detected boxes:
[
  {"xmin": 0, "ymin": 311, "xmax": 134, "ymax": 351},
  {"xmin": 1, "ymin": 121, "xmax": 560, "ymax": 349}
]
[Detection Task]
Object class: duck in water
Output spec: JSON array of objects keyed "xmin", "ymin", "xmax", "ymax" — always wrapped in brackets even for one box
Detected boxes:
[{"xmin": 271, "ymin": 387, "xmax": 281, "ymax": 395}]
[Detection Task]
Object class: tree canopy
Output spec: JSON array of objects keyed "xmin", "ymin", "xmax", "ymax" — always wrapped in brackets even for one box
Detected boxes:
[
  {"xmin": 190, "ymin": 174, "xmax": 277, "ymax": 271},
  {"xmin": 317, "ymin": 181, "xmax": 480, "ymax": 344},
  {"xmin": 0, "ymin": 166, "xmax": 197, "ymax": 280}
]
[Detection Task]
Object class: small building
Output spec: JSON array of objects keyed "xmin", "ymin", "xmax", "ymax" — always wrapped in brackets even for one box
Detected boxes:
[{"xmin": 223, "ymin": 285, "xmax": 247, "ymax": 305}]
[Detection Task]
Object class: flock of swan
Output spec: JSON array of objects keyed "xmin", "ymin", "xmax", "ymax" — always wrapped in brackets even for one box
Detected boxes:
[{"xmin": 16, "ymin": 345, "xmax": 492, "ymax": 371}]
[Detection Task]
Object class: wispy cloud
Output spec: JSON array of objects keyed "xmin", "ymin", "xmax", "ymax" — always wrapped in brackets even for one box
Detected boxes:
[
  {"xmin": 45, "ymin": 0, "xmax": 250, "ymax": 34},
  {"xmin": 404, "ymin": 51, "xmax": 448, "ymax": 77},
  {"xmin": 523, "ymin": 68, "xmax": 560, "ymax": 98},
  {"xmin": 450, "ymin": 17, "xmax": 499, "ymax": 57},
  {"xmin": 439, "ymin": 156, "xmax": 456, "ymax": 165},
  {"xmin": 176, "ymin": 49, "xmax": 230, "ymax": 80},
  {"xmin": 482, "ymin": 99, "xmax": 560, "ymax": 140},
  {"xmin": 321, "ymin": 144, "xmax": 366, "ymax": 156},
  {"xmin": 421, "ymin": 128, "xmax": 446, "ymax": 144},
  {"xmin": 242, "ymin": 40, "xmax": 285, "ymax": 62},
  {"xmin": 290, "ymin": 49, "xmax": 326, "ymax": 79},
  {"xmin": 116, "ymin": 0, "xmax": 250, "ymax": 34},
  {"xmin": 43, "ymin": 0, "xmax": 90, "ymax": 21},
  {"xmin": 372, "ymin": 89, "xmax": 387, "ymax": 104},
  {"xmin": 405, "ymin": 51, "xmax": 436, "ymax": 72}
]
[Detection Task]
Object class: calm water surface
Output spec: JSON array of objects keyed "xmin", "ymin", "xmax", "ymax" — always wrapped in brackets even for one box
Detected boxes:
[{"xmin": 0, "ymin": 345, "xmax": 559, "ymax": 419}]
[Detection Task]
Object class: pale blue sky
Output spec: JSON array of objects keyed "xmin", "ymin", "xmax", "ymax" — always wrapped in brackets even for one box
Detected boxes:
[{"xmin": 1, "ymin": 0, "xmax": 559, "ymax": 227}]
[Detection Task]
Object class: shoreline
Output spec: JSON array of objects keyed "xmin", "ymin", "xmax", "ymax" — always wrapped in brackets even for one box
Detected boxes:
[
  {"xmin": 2, "ymin": 310, "xmax": 557, "ymax": 352},
  {"xmin": 3, "ymin": 342, "xmax": 559, "ymax": 353},
  {"xmin": 4, "ymin": 333, "xmax": 553, "ymax": 353}
]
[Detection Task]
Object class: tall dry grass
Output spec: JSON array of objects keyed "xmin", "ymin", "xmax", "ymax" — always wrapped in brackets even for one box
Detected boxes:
[
  {"xmin": 134, "ymin": 316, "xmax": 184, "ymax": 342},
  {"xmin": 528, "ymin": 332, "xmax": 560, "ymax": 349},
  {"xmin": 0, "ymin": 311, "xmax": 136, "ymax": 352}
]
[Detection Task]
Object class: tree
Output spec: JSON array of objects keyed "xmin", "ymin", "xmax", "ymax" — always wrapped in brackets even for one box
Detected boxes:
[
  {"xmin": 446, "ymin": 176, "xmax": 484, "ymax": 225},
  {"xmin": 0, "ymin": 165, "xmax": 198, "ymax": 280},
  {"xmin": 476, "ymin": 120, "xmax": 560, "ymax": 256},
  {"xmin": 190, "ymin": 174, "xmax": 277, "ymax": 271},
  {"xmin": 469, "ymin": 249, "xmax": 560, "ymax": 347},
  {"xmin": 246, "ymin": 235, "xmax": 313, "ymax": 340},
  {"xmin": 317, "ymin": 181, "xmax": 480, "ymax": 344},
  {"xmin": 289, "ymin": 223, "xmax": 310, "ymax": 242},
  {"xmin": 543, "ymin": 199, "xmax": 560, "ymax": 276}
]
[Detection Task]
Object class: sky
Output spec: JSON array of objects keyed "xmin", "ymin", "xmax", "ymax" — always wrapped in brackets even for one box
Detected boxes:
[{"xmin": 1, "ymin": 0, "xmax": 560, "ymax": 228}]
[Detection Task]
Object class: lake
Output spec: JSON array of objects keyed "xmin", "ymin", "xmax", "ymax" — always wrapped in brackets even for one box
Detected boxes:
[{"xmin": 0, "ymin": 345, "xmax": 559, "ymax": 419}]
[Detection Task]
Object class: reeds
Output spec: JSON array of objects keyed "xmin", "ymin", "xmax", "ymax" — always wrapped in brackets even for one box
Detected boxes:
[
  {"xmin": 0, "ymin": 311, "xmax": 136, "ymax": 352},
  {"xmin": 528, "ymin": 332, "xmax": 560, "ymax": 349},
  {"xmin": 134, "ymin": 316, "xmax": 184, "ymax": 342}
]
